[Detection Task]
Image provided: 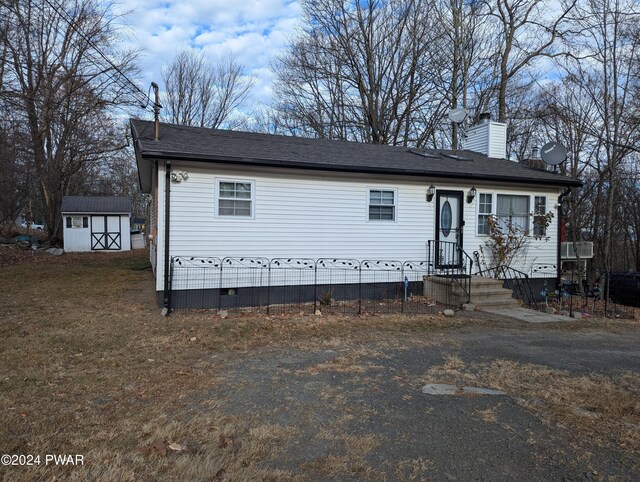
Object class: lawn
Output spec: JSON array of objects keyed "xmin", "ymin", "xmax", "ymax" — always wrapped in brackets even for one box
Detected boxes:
[{"xmin": 1, "ymin": 247, "xmax": 639, "ymax": 480}]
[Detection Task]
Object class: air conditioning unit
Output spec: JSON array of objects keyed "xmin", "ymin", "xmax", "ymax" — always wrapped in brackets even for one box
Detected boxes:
[{"xmin": 561, "ymin": 242, "xmax": 594, "ymax": 259}]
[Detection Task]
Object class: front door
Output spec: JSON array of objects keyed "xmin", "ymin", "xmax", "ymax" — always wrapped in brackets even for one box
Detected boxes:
[
  {"xmin": 435, "ymin": 191, "xmax": 464, "ymax": 268},
  {"xmin": 91, "ymin": 215, "xmax": 122, "ymax": 250}
]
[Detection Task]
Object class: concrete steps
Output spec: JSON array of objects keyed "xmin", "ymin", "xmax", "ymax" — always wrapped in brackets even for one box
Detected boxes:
[
  {"xmin": 466, "ymin": 276, "xmax": 521, "ymax": 310},
  {"xmin": 424, "ymin": 274, "xmax": 521, "ymax": 309}
]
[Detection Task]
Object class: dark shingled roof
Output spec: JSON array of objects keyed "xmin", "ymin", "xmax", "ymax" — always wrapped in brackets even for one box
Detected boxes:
[
  {"xmin": 130, "ymin": 119, "xmax": 581, "ymax": 193},
  {"xmin": 61, "ymin": 196, "xmax": 132, "ymax": 214}
]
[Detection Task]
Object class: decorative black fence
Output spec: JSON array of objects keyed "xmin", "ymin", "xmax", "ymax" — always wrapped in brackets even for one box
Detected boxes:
[
  {"xmin": 474, "ymin": 254, "xmax": 636, "ymax": 319},
  {"xmin": 168, "ymin": 256, "xmax": 458, "ymax": 314}
]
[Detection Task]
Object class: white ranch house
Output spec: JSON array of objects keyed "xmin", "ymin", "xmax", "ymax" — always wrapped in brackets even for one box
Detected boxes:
[{"xmin": 131, "ymin": 117, "xmax": 582, "ymax": 310}]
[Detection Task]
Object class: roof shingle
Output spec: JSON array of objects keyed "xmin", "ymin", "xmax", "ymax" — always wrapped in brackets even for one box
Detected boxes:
[
  {"xmin": 61, "ymin": 196, "xmax": 132, "ymax": 214},
  {"xmin": 130, "ymin": 119, "xmax": 581, "ymax": 190}
]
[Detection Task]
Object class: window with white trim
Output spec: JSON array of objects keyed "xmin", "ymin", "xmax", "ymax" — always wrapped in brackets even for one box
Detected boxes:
[
  {"xmin": 217, "ymin": 180, "xmax": 253, "ymax": 217},
  {"xmin": 66, "ymin": 216, "xmax": 88, "ymax": 228},
  {"xmin": 533, "ymin": 196, "xmax": 547, "ymax": 236},
  {"xmin": 496, "ymin": 194, "xmax": 529, "ymax": 231},
  {"xmin": 477, "ymin": 193, "xmax": 492, "ymax": 235},
  {"xmin": 368, "ymin": 189, "xmax": 395, "ymax": 221}
]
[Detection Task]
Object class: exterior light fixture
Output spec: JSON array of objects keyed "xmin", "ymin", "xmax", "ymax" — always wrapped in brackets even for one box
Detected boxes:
[
  {"xmin": 426, "ymin": 184, "xmax": 436, "ymax": 202},
  {"xmin": 466, "ymin": 186, "xmax": 477, "ymax": 204},
  {"xmin": 171, "ymin": 171, "xmax": 189, "ymax": 183}
]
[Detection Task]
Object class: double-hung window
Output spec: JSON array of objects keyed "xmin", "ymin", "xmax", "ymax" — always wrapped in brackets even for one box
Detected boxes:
[
  {"xmin": 477, "ymin": 193, "xmax": 493, "ymax": 235},
  {"xmin": 368, "ymin": 189, "xmax": 396, "ymax": 221},
  {"xmin": 533, "ymin": 196, "xmax": 547, "ymax": 236},
  {"xmin": 217, "ymin": 180, "xmax": 253, "ymax": 217},
  {"xmin": 496, "ymin": 194, "xmax": 529, "ymax": 231}
]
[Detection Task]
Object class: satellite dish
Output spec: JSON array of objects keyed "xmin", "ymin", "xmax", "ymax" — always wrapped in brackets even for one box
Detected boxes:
[
  {"xmin": 448, "ymin": 108, "xmax": 467, "ymax": 124},
  {"xmin": 540, "ymin": 141, "xmax": 567, "ymax": 166}
]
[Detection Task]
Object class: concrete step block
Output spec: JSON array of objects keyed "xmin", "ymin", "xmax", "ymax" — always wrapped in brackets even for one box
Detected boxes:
[{"xmin": 474, "ymin": 299, "xmax": 523, "ymax": 309}]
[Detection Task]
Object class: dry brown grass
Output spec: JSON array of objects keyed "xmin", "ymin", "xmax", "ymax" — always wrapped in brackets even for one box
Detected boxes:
[
  {"xmin": 393, "ymin": 457, "xmax": 433, "ymax": 480},
  {"xmin": 475, "ymin": 406, "xmax": 499, "ymax": 423},
  {"xmin": 0, "ymin": 250, "xmax": 484, "ymax": 481},
  {"xmin": 302, "ymin": 431, "xmax": 380, "ymax": 477},
  {"xmin": 296, "ymin": 347, "xmax": 390, "ymax": 374},
  {"xmin": 2, "ymin": 249, "xmax": 639, "ymax": 480},
  {"xmin": 419, "ymin": 359, "xmax": 640, "ymax": 455}
]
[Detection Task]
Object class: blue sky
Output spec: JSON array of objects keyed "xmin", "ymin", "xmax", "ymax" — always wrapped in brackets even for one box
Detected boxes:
[{"xmin": 115, "ymin": 0, "xmax": 301, "ymax": 110}]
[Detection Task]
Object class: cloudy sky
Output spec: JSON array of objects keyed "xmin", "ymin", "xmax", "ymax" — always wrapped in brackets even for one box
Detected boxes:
[{"xmin": 115, "ymin": 0, "xmax": 302, "ymax": 111}]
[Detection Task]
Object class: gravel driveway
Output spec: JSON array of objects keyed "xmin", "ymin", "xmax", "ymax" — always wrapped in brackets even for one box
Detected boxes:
[{"xmin": 193, "ymin": 322, "xmax": 640, "ymax": 480}]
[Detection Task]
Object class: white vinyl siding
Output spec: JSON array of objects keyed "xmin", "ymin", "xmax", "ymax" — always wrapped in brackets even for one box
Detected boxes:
[
  {"xmin": 368, "ymin": 189, "xmax": 396, "ymax": 221},
  {"xmin": 496, "ymin": 194, "xmax": 530, "ymax": 231},
  {"xmin": 168, "ymin": 167, "xmax": 427, "ymax": 267},
  {"xmin": 477, "ymin": 193, "xmax": 492, "ymax": 235},
  {"xmin": 465, "ymin": 120, "xmax": 507, "ymax": 159},
  {"xmin": 152, "ymin": 162, "xmax": 561, "ymax": 289},
  {"xmin": 216, "ymin": 180, "xmax": 254, "ymax": 217}
]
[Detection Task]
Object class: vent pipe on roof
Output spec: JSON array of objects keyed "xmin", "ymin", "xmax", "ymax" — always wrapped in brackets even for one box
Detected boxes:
[
  {"xmin": 531, "ymin": 146, "xmax": 540, "ymax": 159},
  {"xmin": 477, "ymin": 112, "xmax": 491, "ymax": 124},
  {"xmin": 519, "ymin": 146, "xmax": 547, "ymax": 170}
]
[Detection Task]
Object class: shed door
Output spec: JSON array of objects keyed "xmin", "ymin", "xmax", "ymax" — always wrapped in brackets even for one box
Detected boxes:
[
  {"xmin": 435, "ymin": 191, "xmax": 464, "ymax": 268},
  {"xmin": 91, "ymin": 215, "xmax": 121, "ymax": 250}
]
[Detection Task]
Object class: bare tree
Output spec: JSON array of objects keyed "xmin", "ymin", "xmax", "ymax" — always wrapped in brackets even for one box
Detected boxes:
[
  {"xmin": 273, "ymin": 0, "xmax": 449, "ymax": 146},
  {"xmin": 1, "ymin": 0, "xmax": 140, "ymax": 239},
  {"xmin": 161, "ymin": 50, "xmax": 254, "ymax": 129},
  {"xmin": 618, "ymin": 162, "xmax": 640, "ymax": 271},
  {"xmin": 481, "ymin": 0, "xmax": 577, "ymax": 122},
  {"xmin": 271, "ymin": 0, "xmax": 572, "ymax": 150},
  {"xmin": 534, "ymin": 74, "xmax": 601, "ymax": 284},
  {"xmin": 433, "ymin": 0, "xmax": 495, "ymax": 148},
  {"xmin": 564, "ymin": 0, "xmax": 640, "ymax": 276},
  {"xmin": 0, "ymin": 120, "xmax": 29, "ymax": 231},
  {"xmin": 528, "ymin": 0, "xmax": 640, "ymax": 277}
]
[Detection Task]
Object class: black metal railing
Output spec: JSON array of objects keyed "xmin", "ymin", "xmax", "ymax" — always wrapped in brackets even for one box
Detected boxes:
[
  {"xmin": 475, "ymin": 264, "xmax": 538, "ymax": 310},
  {"xmin": 426, "ymin": 240, "xmax": 474, "ymax": 303},
  {"xmin": 168, "ymin": 256, "xmax": 458, "ymax": 314}
]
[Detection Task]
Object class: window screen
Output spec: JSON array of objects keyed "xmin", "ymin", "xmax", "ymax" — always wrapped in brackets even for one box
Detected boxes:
[
  {"xmin": 218, "ymin": 181, "xmax": 252, "ymax": 217},
  {"xmin": 477, "ymin": 193, "xmax": 492, "ymax": 235},
  {"xmin": 533, "ymin": 196, "xmax": 547, "ymax": 236},
  {"xmin": 368, "ymin": 190, "xmax": 395, "ymax": 221}
]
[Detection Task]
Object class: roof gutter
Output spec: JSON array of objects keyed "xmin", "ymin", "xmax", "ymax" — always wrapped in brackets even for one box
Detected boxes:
[{"xmin": 139, "ymin": 152, "xmax": 583, "ymax": 188}]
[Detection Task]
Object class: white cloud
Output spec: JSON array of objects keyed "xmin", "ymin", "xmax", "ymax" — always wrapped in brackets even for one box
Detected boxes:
[{"xmin": 113, "ymin": 0, "xmax": 300, "ymax": 111}]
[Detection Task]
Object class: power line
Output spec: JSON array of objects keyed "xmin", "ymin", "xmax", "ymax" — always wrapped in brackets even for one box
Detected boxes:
[{"xmin": 38, "ymin": 0, "xmax": 155, "ymax": 110}]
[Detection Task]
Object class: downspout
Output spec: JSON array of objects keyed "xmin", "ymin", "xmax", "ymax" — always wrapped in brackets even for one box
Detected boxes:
[
  {"xmin": 556, "ymin": 187, "xmax": 571, "ymax": 293},
  {"xmin": 163, "ymin": 160, "xmax": 172, "ymax": 311}
]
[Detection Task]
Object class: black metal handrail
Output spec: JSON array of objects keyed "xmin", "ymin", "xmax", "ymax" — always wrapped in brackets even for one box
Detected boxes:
[
  {"xmin": 426, "ymin": 240, "xmax": 473, "ymax": 303},
  {"xmin": 475, "ymin": 264, "xmax": 538, "ymax": 310}
]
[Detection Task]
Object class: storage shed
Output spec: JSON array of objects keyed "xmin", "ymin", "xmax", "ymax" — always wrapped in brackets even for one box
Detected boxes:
[{"xmin": 61, "ymin": 196, "xmax": 132, "ymax": 252}]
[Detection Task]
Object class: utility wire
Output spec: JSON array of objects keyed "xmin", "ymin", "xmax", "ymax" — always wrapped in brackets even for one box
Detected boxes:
[{"xmin": 39, "ymin": 0, "xmax": 155, "ymax": 110}]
